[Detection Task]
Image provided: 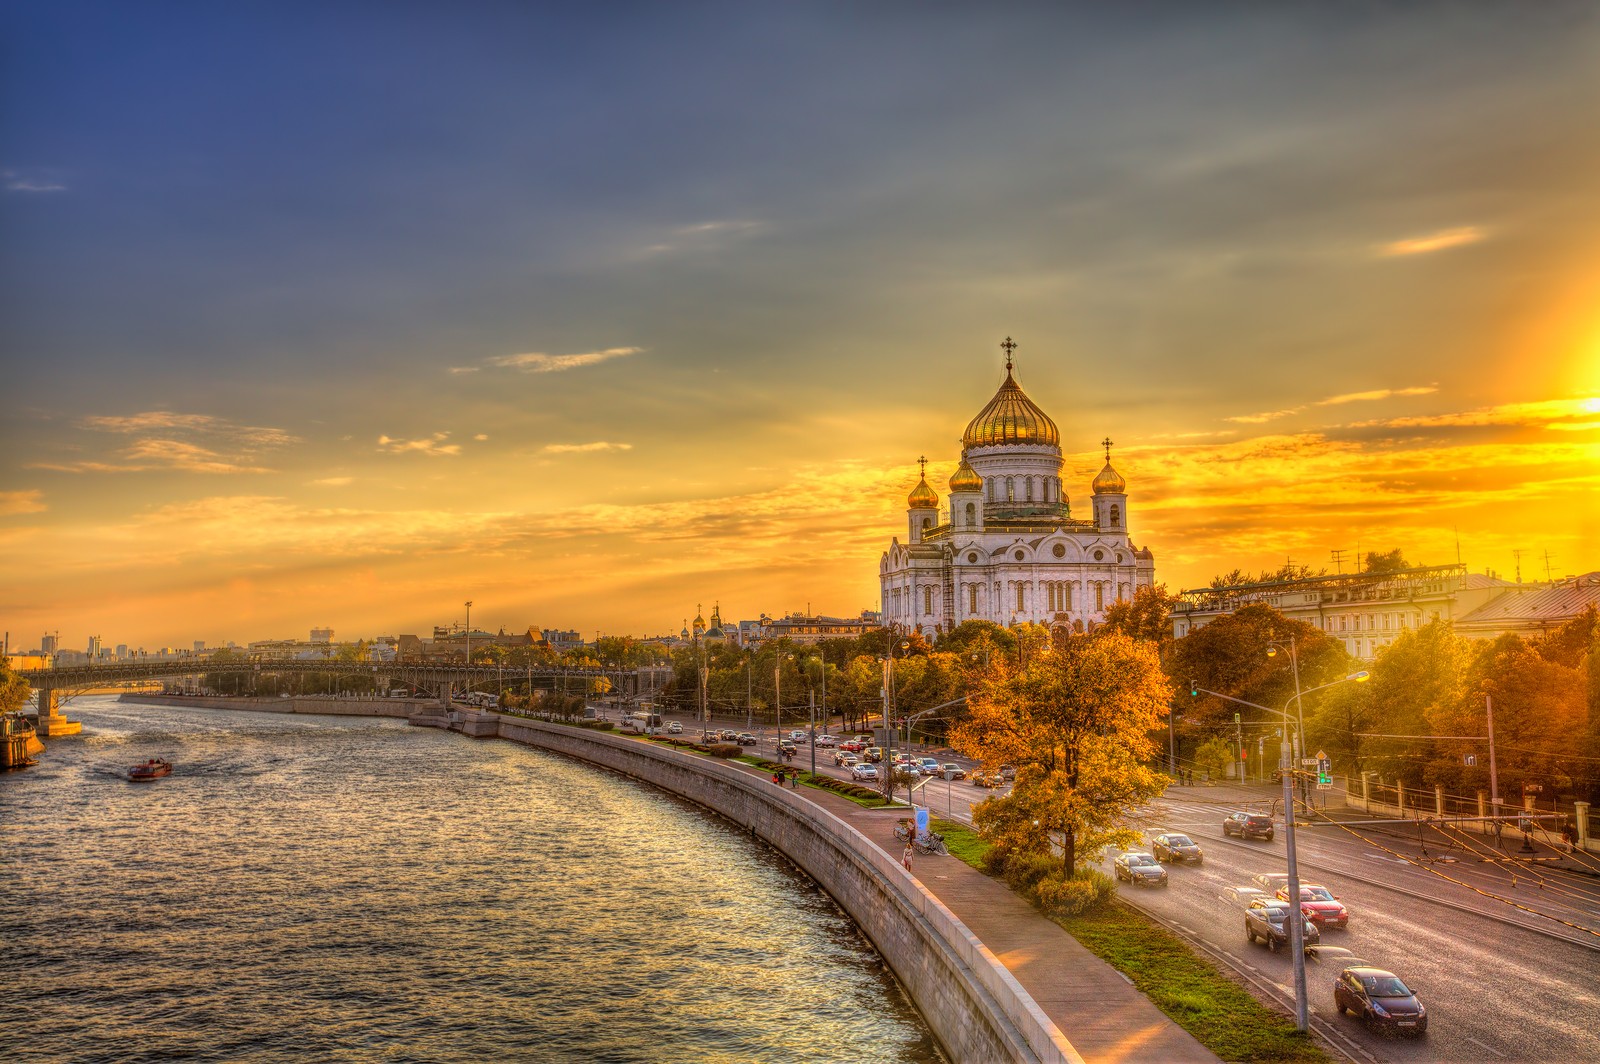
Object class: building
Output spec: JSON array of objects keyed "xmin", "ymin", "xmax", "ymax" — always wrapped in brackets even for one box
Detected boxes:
[
  {"xmin": 754, "ymin": 610, "xmax": 881, "ymax": 645},
  {"xmin": 878, "ymin": 340, "xmax": 1156, "ymax": 638},
  {"xmin": 1170, "ymin": 564, "xmax": 1598, "ymax": 658}
]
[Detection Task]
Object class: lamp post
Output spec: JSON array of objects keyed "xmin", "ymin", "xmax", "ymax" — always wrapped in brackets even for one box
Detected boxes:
[
  {"xmin": 1266, "ymin": 637, "xmax": 1307, "ymax": 797},
  {"xmin": 464, "ymin": 601, "xmax": 472, "ymax": 666},
  {"xmin": 1192, "ymin": 669, "xmax": 1368, "ymax": 1032}
]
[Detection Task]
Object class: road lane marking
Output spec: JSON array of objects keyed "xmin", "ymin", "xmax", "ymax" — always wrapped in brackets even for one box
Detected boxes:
[{"xmin": 1465, "ymin": 1037, "xmax": 1505, "ymax": 1058}]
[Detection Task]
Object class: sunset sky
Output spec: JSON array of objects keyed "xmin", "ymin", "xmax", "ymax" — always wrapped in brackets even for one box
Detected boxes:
[{"xmin": 3, "ymin": 3, "xmax": 1598, "ymax": 652}]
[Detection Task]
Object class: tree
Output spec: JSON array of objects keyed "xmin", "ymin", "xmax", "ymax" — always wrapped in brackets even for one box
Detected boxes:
[
  {"xmin": 1363, "ymin": 548, "xmax": 1409, "ymax": 574},
  {"xmin": 0, "ymin": 660, "xmax": 30, "ymax": 714},
  {"xmin": 1193, "ymin": 736, "xmax": 1232, "ymax": 781},
  {"xmin": 952, "ymin": 631, "xmax": 1170, "ymax": 871},
  {"xmin": 1099, "ymin": 584, "xmax": 1180, "ymax": 647}
]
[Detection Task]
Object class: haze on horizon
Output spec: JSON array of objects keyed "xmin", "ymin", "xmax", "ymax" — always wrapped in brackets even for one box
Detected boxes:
[{"xmin": 2, "ymin": 3, "xmax": 1597, "ymax": 652}]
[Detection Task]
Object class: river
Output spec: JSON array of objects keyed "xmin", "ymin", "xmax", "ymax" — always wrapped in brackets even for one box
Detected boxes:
[{"xmin": 0, "ymin": 696, "xmax": 941, "ymax": 1062}]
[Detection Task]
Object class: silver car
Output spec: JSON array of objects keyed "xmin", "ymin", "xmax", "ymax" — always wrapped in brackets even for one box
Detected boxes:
[{"xmin": 1114, "ymin": 851, "xmax": 1169, "ymax": 887}]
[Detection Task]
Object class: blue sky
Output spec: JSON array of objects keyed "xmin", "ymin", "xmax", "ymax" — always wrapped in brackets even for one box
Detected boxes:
[{"xmin": 3, "ymin": 3, "xmax": 1598, "ymax": 649}]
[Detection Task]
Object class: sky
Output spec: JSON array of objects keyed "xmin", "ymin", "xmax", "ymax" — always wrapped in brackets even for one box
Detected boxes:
[{"xmin": 3, "ymin": 2, "xmax": 1598, "ymax": 652}]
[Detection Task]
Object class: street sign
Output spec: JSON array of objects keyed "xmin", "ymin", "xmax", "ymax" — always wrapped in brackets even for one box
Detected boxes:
[
  {"xmin": 1301, "ymin": 758, "xmax": 1319, "ymax": 766},
  {"xmin": 1317, "ymin": 781, "xmax": 1333, "ymax": 791}
]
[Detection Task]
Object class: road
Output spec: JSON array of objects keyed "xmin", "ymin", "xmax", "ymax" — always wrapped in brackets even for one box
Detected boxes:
[
  {"xmin": 654, "ymin": 713, "xmax": 1600, "ymax": 1061},
  {"xmin": 1103, "ymin": 783, "xmax": 1600, "ymax": 1063}
]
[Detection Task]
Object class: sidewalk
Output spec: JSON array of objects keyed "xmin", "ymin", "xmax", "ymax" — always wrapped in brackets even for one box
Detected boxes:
[{"xmin": 741, "ymin": 762, "xmax": 1219, "ymax": 1064}]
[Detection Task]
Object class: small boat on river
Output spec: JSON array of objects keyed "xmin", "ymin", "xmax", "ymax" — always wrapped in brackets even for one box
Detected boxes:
[{"xmin": 128, "ymin": 758, "xmax": 173, "ymax": 781}]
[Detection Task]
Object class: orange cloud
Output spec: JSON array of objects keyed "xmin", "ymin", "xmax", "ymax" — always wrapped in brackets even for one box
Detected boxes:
[
  {"xmin": 1378, "ymin": 226, "xmax": 1484, "ymax": 257},
  {"xmin": 0, "ymin": 489, "xmax": 47, "ymax": 516}
]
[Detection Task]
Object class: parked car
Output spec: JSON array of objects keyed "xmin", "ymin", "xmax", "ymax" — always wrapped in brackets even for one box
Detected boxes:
[
  {"xmin": 1278, "ymin": 883, "xmax": 1349, "ymax": 929},
  {"xmin": 1305, "ymin": 945, "xmax": 1371, "ymax": 969},
  {"xmin": 1151, "ymin": 832, "xmax": 1204, "ymax": 864},
  {"xmin": 941, "ymin": 763, "xmax": 966, "ymax": 780},
  {"xmin": 1244, "ymin": 898, "xmax": 1320, "ymax": 951},
  {"xmin": 1224, "ymin": 812, "xmax": 1276, "ymax": 841},
  {"xmin": 849, "ymin": 763, "xmax": 879, "ymax": 782},
  {"xmin": 1334, "ymin": 967, "xmax": 1427, "ymax": 1035},
  {"xmin": 666, "ymin": 721, "xmax": 683, "ymax": 734},
  {"xmin": 1113, "ymin": 852, "xmax": 1169, "ymax": 887}
]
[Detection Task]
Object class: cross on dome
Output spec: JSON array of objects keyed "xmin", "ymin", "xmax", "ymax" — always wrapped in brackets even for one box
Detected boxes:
[
  {"xmin": 1000, "ymin": 336, "xmax": 1018, "ymax": 371},
  {"xmin": 918, "ymin": 455, "xmax": 927, "ymax": 478},
  {"xmin": 1102, "ymin": 437, "xmax": 1113, "ymax": 461}
]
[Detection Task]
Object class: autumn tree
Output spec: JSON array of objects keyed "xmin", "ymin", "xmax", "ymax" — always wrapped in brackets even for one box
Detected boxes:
[
  {"xmin": 1, "ymin": 660, "xmax": 32, "ymax": 714},
  {"xmin": 951, "ymin": 631, "xmax": 1170, "ymax": 872},
  {"xmin": 1100, "ymin": 583, "xmax": 1181, "ymax": 647},
  {"xmin": 1363, "ymin": 548, "xmax": 1409, "ymax": 574}
]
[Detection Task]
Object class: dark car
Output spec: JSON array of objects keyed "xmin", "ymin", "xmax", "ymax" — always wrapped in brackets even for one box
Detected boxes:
[
  {"xmin": 1277, "ymin": 883, "xmax": 1348, "ymax": 929},
  {"xmin": 1334, "ymin": 967, "xmax": 1427, "ymax": 1035},
  {"xmin": 1151, "ymin": 832, "xmax": 1204, "ymax": 864},
  {"xmin": 736, "ymin": 733, "xmax": 758, "ymax": 746},
  {"xmin": 1244, "ymin": 898, "xmax": 1319, "ymax": 951},
  {"xmin": 1113, "ymin": 852, "xmax": 1169, "ymax": 887},
  {"xmin": 1223, "ymin": 812, "xmax": 1275, "ymax": 841}
]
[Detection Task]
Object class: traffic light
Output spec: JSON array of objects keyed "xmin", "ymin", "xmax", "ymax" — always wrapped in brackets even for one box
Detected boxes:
[
  {"xmin": 1317, "ymin": 757, "xmax": 1331, "ymax": 785},
  {"xmin": 1189, "ymin": 679, "xmax": 1198, "ymax": 697}
]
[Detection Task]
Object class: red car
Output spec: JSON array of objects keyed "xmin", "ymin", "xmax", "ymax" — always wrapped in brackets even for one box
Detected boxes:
[
  {"xmin": 840, "ymin": 740, "xmax": 865, "ymax": 753},
  {"xmin": 1278, "ymin": 883, "xmax": 1348, "ymax": 929}
]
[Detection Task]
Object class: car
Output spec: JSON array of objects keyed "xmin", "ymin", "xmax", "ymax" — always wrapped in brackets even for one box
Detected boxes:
[
  {"xmin": 1252, "ymin": 872, "xmax": 1291, "ymax": 894},
  {"xmin": 737, "ymin": 733, "xmax": 758, "ymax": 746},
  {"xmin": 1114, "ymin": 851, "xmax": 1169, "ymax": 887},
  {"xmin": 864, "ymin": 747, "xmax": 884, "ymax": 762},
  {"xmin": 1244, "ymin": 898, "xmax": 1320, "ymax": 952},
  {"xmin": 789, "ymin": 730, "xmax": 807, "ymax": 742},
  {"xmin": 666, "ymin": 721, "xmax": 683, "ymax": 734},
  {"xmin": 1224, "ymin": 812, "xmax": 1275, "ymax": 840},
  {"xmin": 1224, "ymin": 885, "xmax": 1269, "ymax": 908},
  {"xmin": 919, "ymin": 757, "xmax": 941, "ymax": 774},
  {"xmin": 777, "ymin": 741, "xmax": 797, "ymax": 757},
  {"xmin": 998, "ymin": 765, "xmax": 1016, "ymax": 780},
  {"xmin": 850, "ymin": 763, "xmax": 879, "ymax": 782},
  {"xmin": 1334, "ymin": 967, "xmax": 1427, "ymax": 1035},
  {"xmin": 970, "ymin": 771, "xmax": 1000, "ymax": 788},
  {"xmin": 840, "ymin": 740, "xmax": 864, "ymax": 753},
  {"xmin": 941, "ymin": 763, "xmax": 966, "ymax": 780},
  {"xmin": 1151, "ymin": 832, "xmax": 1204, "ymax": 864},
  {"xmin": 1278, "ymin": 883, "xmax": 1348, "ymax": 929},
  {"xmin": 1304, "ymin": 945, "xmax": 1371, "ymax": 969},
  {"xmin": 815, "ymin": 734, "xmax": 839, "ymax": 747}
]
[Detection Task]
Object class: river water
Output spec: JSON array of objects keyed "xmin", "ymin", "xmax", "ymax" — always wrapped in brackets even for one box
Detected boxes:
[{"xmin": 1, "ymin": 697, "xmax": 940, "ymax": 1062}]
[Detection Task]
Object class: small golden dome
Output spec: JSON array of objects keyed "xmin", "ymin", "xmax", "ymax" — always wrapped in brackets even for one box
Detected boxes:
[
  {"xmin": 962, "ymin": 366, "xmax": 1060, "ymax": 448},
  {"xmin": 907, "ymin": 475, "xmax": 939, "ymax": 509},
  {"xmin": 948, "ymin": 458, "xmax": 983, "ymax": 493},
  {"xmin": 1092, "ymin": 461, "xmax": 1126, "ymax": 495}
]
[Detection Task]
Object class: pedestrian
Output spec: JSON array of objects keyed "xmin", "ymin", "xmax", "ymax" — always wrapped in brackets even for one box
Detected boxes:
[
  {"xmin": 789, "ymin": 771, "xmax": 799, "ymax": 790},
  {"xmin": 902, "ymin": 841, "xmax": 914, "ymax": 871},
  {"xmin": 772, "ymin": 770, "xmax": 782, "ymax": 785}
]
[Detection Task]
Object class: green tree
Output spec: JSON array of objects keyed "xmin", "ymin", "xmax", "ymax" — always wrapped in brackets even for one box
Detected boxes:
[
  {"xmin": 1192, "ymin": 736, "xmax": 1232, "ymax": 781},
  {"xmin": 952, "ymin": 631, "xmax": 1170, "ymax": 871},
  {"xmin": 1099, "ymin": 583, "xmax": 1181, "ymax": 647},
  {"xmin": 0, "ymin": 660, "xmax": 31, "ymax": 714},
  {"xmin": 1363, "ymin": 548, "xmax": 1409, "ymax": 574}
]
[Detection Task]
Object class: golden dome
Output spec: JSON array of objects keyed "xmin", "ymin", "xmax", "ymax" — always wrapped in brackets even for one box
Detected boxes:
[
  {"xmin": 948, "ymin": 458, "xmax": 983, "ymax": 493},
  {"xmin": 1092, "ymin": 461, "xmax": 1126, "ymax": 495},
  {"xmin": 962, "ymin": 366, "xmax": 1060, "ymax": 448},
  {"xmin": 907, "ymin": 475, "xmax": 940, "ymax": 509}
]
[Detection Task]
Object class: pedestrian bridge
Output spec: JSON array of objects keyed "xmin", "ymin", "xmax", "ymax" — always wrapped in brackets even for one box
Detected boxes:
[{"xmin": 15, "ymin": 659, "xmax": 671, "ymax": 736}]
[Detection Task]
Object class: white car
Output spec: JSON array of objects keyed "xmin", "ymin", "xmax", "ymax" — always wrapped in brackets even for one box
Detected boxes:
[
  {"xmin": 666, "ymin": 721, "xmax": 683, "ymax": 734},
  {"xmin": 789, "ymin": 730, "xmax": 807, "ymax": 741},
  {"xmin": 849, "ymin": 763, "xmax": 878, "ymax": 782},
  {"xmin": 815, "ymin": 735, "xmax": 839, "ymax": 747}
]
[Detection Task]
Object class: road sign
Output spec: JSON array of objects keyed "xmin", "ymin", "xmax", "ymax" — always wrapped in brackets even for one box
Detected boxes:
[
  {"xmin": 1317, "ymin": 781, "xmax": 1334, "ymax": 791},
  {"xmin": 1315, "ymin": 750, "xmax": 1327, "ymax": 760},
  {"xmin": 1301, "ymin": 758, "xmax": 1319, "ymax": 766}
]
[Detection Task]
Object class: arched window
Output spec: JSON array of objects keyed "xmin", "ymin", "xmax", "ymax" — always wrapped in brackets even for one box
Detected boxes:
[
  {"xmin": 1109, "ymin": 504, "xmax": 1120, "ymax": 526},
  {"xmin": 921, "ymin": 516, "xmax": 932, "ymax": 533},
  {"xmin": 965, "ymin": 502, "xmax": 975, "ymax": 526},
  {"xmin": 1006, "ymin": 477, "xmax": 1015, "ymax": 502},
  {"xmin": 968, "ymin": 585, "xmax": 978, "ymax": 613},
  {"xmin": 986, "ymin": 478, "xmax": 994, "ymax": 502},
  {"xmin": 1095, "ymin": 583, "xmax": 1104, "ymax": 611},
  {"xmin": 923, "ymin": 586, "xmax": 933, "ymax": 615},
  {"xmin": 1025, "ymin": 477, "xmax": 1034, "ymax": 502},
  {"xmin": 1016, "ymin": 584, "xmax": 1025, "ymax": 613}
]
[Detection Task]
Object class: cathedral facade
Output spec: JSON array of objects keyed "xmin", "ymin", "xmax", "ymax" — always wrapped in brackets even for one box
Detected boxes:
[{"xmin": 879, "ymin": 340, "xmax": 1156, "ymax": 638}]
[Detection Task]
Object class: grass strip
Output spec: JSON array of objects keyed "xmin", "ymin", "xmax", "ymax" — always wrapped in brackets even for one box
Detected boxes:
[
  {"xmin": 930, "ymin": 819, "xmax": 991, "ymax": 868},
  {"xmin": 1054, "ymin": 901, "xmax": 1328, "ymax": 1063}
]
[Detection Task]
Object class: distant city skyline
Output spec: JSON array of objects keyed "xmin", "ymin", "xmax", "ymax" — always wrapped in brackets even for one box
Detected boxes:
[{"xmin": 3, "ymin": 4, "xmax": 1597, "ymax": 648}]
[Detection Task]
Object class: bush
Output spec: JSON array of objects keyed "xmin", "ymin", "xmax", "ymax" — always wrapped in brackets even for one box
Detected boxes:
[
  {"xmin": 1002, "ymin": 851, "xmax": 1066, "ymax": 894},
  {"xmin": 1032, "ymin": 868, "xmax": 1115, "ymax": 917},
  {"xmin": 707, "ymin": 743, "xmax": 741, "ymax": 758}
]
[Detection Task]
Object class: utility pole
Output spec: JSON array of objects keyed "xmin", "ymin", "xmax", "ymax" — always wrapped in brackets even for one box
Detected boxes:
[
  {"xmin": 809, "ymin": 690, "xmax": 817, "ymax": 779},
  {"xmin": 1512, "ymin": 548, "xmax": 1526, "ymax": 584},
  {"xmin": 1330, "ymin": 548, "xmax": 1347, "ymax": 574}
]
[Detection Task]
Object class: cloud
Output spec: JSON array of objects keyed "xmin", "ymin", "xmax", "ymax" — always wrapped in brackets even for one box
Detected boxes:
[
  {"xmin": 542, "ymin": 441, "xmax": 633, "ymax": 454},
  {"xmin": 1224, "ymin": 408, "xmax": 1303, "ymax": 424},
  {"xmin": 312, "ymin": 477, "xmax": 354, "ymax": 487},
  {"xmin": 35, "ymin": 410, "xmax": 297, "ymax": 474},
  {"xmin": 0, "ymin": 490, "xmax": 47, "ymax": 516},
  {"xmin": 123, "ymin": 439, "xmax": 272, "ymax": 474},
  {"xmin": 1348, "ymin": 396, "xmax": 1600, "ymax": 430},
  {"xmin": 483, "ymin": 346, "xmax": 645, "ymax": 373},
  {"xmin": 473, "ymin": 434, "xmax": 489, "ymax": 441},
  {"xmin": 1316, "ymin": 386, "xmax": 1438, "ymax": 406},
  {"xmin": 2, "ymin": 169, "xmax": 67, "ymax": 193},
  {"xmin": 377, "ymin": 432, "xmax": 462, "ymax": 456},
  {"xmin": 1377, "ymin": 226, "xmax": 1484, "ymax": 257}
]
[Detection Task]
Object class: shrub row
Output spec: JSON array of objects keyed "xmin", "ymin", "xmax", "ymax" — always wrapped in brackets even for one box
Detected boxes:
[{"xmin": 986, "ymin": 850, "xmax": 1115, "ymax": 917}]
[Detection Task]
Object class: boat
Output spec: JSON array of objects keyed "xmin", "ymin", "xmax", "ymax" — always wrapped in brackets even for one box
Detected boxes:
[
  {"xmin": 128, "ymin": 758, "xmax": 173, "ymax": 781},
  {"xmin": 3, "ymin": 713, "xmax": 44, "ymax": 769}
]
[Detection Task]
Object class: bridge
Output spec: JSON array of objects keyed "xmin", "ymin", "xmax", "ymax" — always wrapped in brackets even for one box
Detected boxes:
[{"xmin": 16, "ymin": 659, "xmax": 675, "ymax": 736}]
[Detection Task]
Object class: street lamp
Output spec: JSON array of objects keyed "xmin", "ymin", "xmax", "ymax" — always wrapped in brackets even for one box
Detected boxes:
[{"xmin": 464, "ymin": 601, "xmax": 472, "ymax": 666}]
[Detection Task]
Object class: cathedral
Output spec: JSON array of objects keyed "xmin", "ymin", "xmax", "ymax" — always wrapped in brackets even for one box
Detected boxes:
[{"xmin": 879, "ymin": 339, "xmax": 1156, "ymax": 638}]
